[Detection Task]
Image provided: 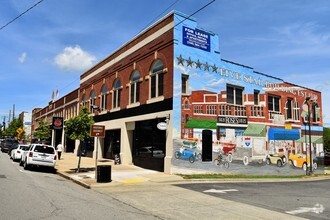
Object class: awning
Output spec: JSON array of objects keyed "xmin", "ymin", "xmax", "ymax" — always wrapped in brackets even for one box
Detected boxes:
[
  {"xmin": 243, "ymin": 124, "xmax": 266, "ymax": 137},
  {"xmin": 296, "ymin": 136, "xmax": 323, "ymax": 144},
  {"xmin": 184, "ymin": 118, "xmax": 217, "ymax": 129},
  {"xmin": 268, "ymin": 128, "xmax": 300, "ymax": 140}
]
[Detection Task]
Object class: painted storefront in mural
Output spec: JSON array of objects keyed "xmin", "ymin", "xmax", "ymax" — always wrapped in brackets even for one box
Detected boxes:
[{"xmin": 172, "ymin": 12, "xmax": 324, "ymax": 174}]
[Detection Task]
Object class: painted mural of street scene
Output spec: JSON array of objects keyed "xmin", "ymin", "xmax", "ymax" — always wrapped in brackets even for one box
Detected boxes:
[{"xmin": 171, "ymin": 15, "xmax": 324, "ymax": 175}]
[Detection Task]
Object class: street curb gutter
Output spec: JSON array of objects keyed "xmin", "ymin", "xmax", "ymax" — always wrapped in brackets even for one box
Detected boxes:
[{"xmin": 57, "ymin": 171, "xmax": 91, "ymax": 189}]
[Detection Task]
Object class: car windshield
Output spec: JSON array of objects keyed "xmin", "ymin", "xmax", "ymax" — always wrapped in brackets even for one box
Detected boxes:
[{"xmin": 33, "ymin": 145, "xmax": 55, "ymax": 154}]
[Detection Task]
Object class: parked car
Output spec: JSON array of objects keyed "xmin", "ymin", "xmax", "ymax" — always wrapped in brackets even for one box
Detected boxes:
[
  {"xmin": 1, "ymin": 139, "xmax": 19, "ymax": 153},
  {"xmin": 313, "ymin": 152, "xmax": 330, "ymax": 169},
  {"xmin": 11, "ymin": 144, "xmax": 29, "ymax": 161},
  {"xmin": 289, "ymin": 153, "xmax": 317, "ymax": 170},
  {"xmin": 266, "ymin": 154, "xmax": 287, "ymax": 167},
  {"xmin": 8, "ymin": 142, "xmax": 19, "ymax": 156},
  {"xmin": 21, "ymin": 144, "xmax": 56, "ymax": 171}
]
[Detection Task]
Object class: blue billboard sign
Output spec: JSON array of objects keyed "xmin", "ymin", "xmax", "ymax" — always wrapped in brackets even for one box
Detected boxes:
[{"xmin": 182, "ymin": 26, "xmax": 210, "ymax": 52}]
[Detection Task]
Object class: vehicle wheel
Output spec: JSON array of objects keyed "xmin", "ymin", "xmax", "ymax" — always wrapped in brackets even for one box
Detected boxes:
[
  {"xmin": 266, "ymin": 158, "xmax": 271, "ymax": 165},
  {"xmin": 277, "ymin": 160, "xmax": 282, "ymax": 167},
  {"xmin": 189, "ymin": 155, "xmax": 195, "ymax": 163},
  {"xmin": 174, "ymin": 151, "xmax": 180, "ymax": 159},
  {"xmin": 313, "ymin": 162, "xmax": 317, "ymax": 170},
  {"xmin": 19, "ymin": 159, "xmax": 23, "ymax": 166},
  {"xmin": 196, "ymin": 153, "xmax": 202, "ymax": 160},
  {"xmin": 243, "ymin": 156, "xmax": 249, "ymax": 166},
  {"xmin": 214, "ymin": 159, "xmax": 219, "ymax": 166},
  {"xmin": 227, "ymin": 153, "xmax": 233, "ymax": 163},
  {"xmin": 302, "ymin": 163, "xmax": 307, "ymax": 171},
  {"xmin": 224, "ymin": 162, "xmax": 229, "ymax": 169},
  {"xmin": 282, "ymin": 156, "xmax": 287, "ymax": 164},
  {"xmin": 24, "ymin": 160, "xmax": 29, "ymax": 170},
  {"xmin": 289, "ymin": 159, "xmax": 294, "ymax": 167},
  {"xmin": 257, "ymin": 159, "xmax": 263, "ymax": 165}
]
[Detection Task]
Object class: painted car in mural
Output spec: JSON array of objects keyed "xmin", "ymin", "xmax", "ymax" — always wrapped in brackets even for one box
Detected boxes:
[
  {"xmin": 266, "ymin": 154, "xmax": 287, "ymax": 167},
  {"xmin": 175, "ymin": 147, "xmax": 202, "ymax": 163},
  {"xmin": 289, "ymin": 153, "xmax": 317, "ymax": 170}
]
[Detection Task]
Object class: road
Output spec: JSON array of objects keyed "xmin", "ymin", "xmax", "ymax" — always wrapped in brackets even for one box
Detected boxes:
[
  {"xmin": 0, "ymin": 153, "xmax": 158, "ymax": 220},
  {"xmin": 176, "ymin": 180, "xmax": 330, "ymax": 220}
]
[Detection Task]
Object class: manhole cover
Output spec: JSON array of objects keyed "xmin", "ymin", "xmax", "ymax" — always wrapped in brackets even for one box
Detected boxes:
[{"xmin": 0, "ymin": 175, "xmax": 6, "ymax": 178}]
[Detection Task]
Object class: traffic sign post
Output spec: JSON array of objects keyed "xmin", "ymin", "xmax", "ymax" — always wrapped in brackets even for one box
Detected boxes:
[{"xmin": 90, "ymin": 125, "xmax": 105, "ymax": 179}]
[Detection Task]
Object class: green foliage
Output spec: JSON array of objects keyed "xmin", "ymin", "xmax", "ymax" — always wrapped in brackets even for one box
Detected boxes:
[
  {"xmin": 323, "ymin": 127, "xmax": 330, "ymax": 152},
  {"xmin": 3, "ymin": 118, "xmax": 23, "ymax": 138},
  {"xmin": 34, "ymin": 120, "xmax": 51, "ymax": 141},
  {"xmin": 64, "ymin": 106, "xmax": 94, "ymax": 141}
]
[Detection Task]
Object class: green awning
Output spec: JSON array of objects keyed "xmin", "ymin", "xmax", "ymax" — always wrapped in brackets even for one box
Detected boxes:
[
  {"xmin": 296, "ymin": 136, "xmax": 323, "ymax": 144},
  {"xmin": 243, "ymin": 124, "xmax": 266, "ymax": 137},
  {"xmin": 184, "ymin": 118, "xmax": 217, "ymax": 129}
]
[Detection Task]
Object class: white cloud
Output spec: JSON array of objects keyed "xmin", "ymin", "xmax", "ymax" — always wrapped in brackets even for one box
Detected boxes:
[
  {"xmin": 18, "ymin": 52, "xmax": 27, "ymax": 63},
  {"xmin": 54, "ymin": 45, "xmax": 96, "ymax": 72}
]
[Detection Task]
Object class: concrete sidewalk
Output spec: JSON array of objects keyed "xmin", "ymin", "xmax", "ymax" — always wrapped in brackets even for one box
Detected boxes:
[{"xmin": 55, "ymin": 152, "xmax": 184, "ymax": 188}]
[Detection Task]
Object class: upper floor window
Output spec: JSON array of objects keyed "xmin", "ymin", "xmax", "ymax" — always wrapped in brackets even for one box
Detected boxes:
[
  {"xmin": 90, "ymin": 90, "xmax": 96, "ymax": 112},
  {"xmin": 227, "ymin": 84, "xmax": 243, "ymax": 105},
  {"xmin": 293, "ymin": 101, "xmax": 300, "ymax": 121},
  {"xmin": 312, "ymin": 102, "xmax": 320, "ymax": 123},
  {"xmin": 150, "ymin": 60, "xmax": 164, "ymax": 99},
  {"xmin": 254, "ymin": 90, "xmax": 259, "ymax": 105},
  {"xmin": 82, "ymin": 94, "xmax": 87, "ymax": 106},
  {"xmin": 113, "ymin": 79, "xmax": 121, "ymax": 109},
  {"xmin": 285, "ymin": 99, "xmax": 293, "ymax": 120},
  {"xmin": 182, "ymin": 74, "xmax": 189, "ymax": 94},
  {"xmin": 268, "ymin": 95, "xmax": 280, "ymax": 112},
  {"xmin": 130, "ymin": 70, "xmax": 140, "ymax": 104},
  {"xmin": 101, "ymin": 84, "xmax": 108, "ymax": 111}
]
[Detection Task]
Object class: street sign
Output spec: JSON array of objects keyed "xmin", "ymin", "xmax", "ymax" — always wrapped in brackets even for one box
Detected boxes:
[
  {"xmin": 90, "ymin": 125, "xmax": 105, "ymax": 138},
  {"xmin": 17, "ymin": 127, "xmax": 23, "ymax": 134}
]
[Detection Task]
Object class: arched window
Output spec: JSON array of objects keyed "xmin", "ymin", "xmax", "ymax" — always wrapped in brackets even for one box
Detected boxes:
[
  {"xmin": 113, "ymin": 79, "xmax": 121, "ymax": 109},
  {"xmin": 150, "ymin": 59, "xmax": 164, "ymax": 99},
  {"xmin": 82, "ymin": 94, "xmax": 87, "ymax": 106},
  {"xmin": 101, "ymin": 84, "xmax": 108, "ymax": 111},
  {"xmin": 130, "ymin": 70, "xmax": 140, "ymax": 104},
  {"xmin": 90, "ymin": 90, "xmax": 96, "ymax": 112}
]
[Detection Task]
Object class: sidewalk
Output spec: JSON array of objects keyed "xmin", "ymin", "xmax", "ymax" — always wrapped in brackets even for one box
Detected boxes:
[{"xmin": 55, "ymin": 152, "xmax": 184, "ymax": 188}]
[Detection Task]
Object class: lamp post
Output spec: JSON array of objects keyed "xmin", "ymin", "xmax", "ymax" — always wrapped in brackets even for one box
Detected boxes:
[{"xmin": 305, "ymin": 96, "xmax": 314, "ymax": 176}]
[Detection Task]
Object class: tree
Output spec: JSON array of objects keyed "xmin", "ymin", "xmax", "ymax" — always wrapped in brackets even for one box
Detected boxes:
[
  {"xmin": 65, "ymin": 106, "xmax": 94, "ymax": 172},
  {"xmin": 323, "ymin": 127, "xmax": 330, "ymax": 152},
  {"xmin": 3, "ymin": 118, "xmax": 23, "ymax": 139},
  {"xmin": 33, "ymin": 119, "xmax": 51, "ymax": 142}
]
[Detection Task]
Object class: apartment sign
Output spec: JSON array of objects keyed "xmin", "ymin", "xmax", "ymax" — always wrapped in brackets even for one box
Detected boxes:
[{"xmin": 217, "ymin": 116, "xmax": 248, "ymax": 125}]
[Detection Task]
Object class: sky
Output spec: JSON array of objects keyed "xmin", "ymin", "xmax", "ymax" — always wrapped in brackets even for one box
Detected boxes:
[{"xmin": 0, "ymin": 0, "xmax": 329, "ymax": 126}]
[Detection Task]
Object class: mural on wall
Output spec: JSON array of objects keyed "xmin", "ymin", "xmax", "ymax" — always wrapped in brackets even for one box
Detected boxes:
[{"xmin": 172, "ymin": 13, "xmax": 324, "ymax": 175}]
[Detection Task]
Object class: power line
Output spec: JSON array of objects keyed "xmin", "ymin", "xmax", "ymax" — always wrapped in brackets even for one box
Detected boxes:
[{"xmin": 0, "ymin": 0, "xmax": 45, "ymax": 31}]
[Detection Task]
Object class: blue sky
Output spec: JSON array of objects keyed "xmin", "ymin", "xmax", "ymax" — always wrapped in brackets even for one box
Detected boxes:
[{"xmin": 0, "ymin": 0, "xmax": 329, "ymax": 125}]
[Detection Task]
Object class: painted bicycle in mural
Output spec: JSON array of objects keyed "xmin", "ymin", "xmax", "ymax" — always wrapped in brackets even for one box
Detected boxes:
[{"xmin": 214, "ymin": 150, "xmax": 229, "ymax": 168}]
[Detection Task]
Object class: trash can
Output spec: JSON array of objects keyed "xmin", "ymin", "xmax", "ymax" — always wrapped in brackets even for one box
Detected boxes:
[{"xmin": 97, "ymin": 165, "xmax": 112, "ymax": 183}]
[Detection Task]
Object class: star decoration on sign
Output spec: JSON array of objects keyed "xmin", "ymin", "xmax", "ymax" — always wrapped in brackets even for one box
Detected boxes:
[
  {"xmin": 186, "ymin": 57, "xmax": 193, "ymax": 67},
  {"xmin": 177, "ymin": 55, "xmax": 184, "ymax": 66},
  {"xmin": 195, "ymin": 59, "xmax": 202, "ymax": 69},
  {"xmin": 212, "ymin": 64, "xmax": 218, "ymax": 73},
  {"xmin": 204, "ymin": 62, "xmax": 210, "ymax": 71}
]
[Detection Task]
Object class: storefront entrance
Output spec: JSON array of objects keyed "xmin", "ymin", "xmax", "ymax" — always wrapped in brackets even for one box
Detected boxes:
[
  {"xmin": 133, "ymin": 119, "xmax": 166, "ymax": 172},
  {"xmin": 103, "ymin": 129, "xmax": 121, "ymax": 160}
]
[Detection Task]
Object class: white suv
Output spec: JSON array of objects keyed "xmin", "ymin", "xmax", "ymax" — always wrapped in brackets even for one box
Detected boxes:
[{"xmin": 21, "ymin": 144, "xmax": 56, "ymax": 171}]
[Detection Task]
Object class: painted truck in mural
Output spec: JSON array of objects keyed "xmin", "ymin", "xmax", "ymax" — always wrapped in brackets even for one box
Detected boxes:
[{"xmin": 222, "ymin": 136, "xmax": 267, "ymax": 166}]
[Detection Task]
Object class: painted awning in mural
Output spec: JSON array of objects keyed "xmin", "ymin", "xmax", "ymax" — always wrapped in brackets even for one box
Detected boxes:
[
  {"xmin": 243, "ymin": 124, "xmax": 266, "ymax": 137},
  {"xmin": 296, "ymin": 135, "xmax": 323, "ymax": 144},
  {"xmin": 184, "ymin": 118, "xmax": 217, "ymax": 129},
  {"xmin": 268, "ymin": 128, "xmax": 300, "ymax": 140}
]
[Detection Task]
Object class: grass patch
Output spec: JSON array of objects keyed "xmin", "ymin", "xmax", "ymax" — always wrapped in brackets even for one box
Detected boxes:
[{"xmin": 178, "ymin": 173, "xmax": 327, "ymax": 179}]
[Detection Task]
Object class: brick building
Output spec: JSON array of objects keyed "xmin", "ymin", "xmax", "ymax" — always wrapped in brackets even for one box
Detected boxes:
[{"xmin": 32, "ymin": 11, "xmax": 323, "ymax": 174}]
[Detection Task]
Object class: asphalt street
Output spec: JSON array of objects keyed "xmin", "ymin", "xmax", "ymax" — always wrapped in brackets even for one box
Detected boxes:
[{"xmin": 176, "ymin": 180, "xmax": 330, "ymax": 220}]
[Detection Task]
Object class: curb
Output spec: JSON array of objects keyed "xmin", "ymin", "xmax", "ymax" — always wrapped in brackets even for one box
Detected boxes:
[{"xmin": 57, "ymin": 171, "xmax": 91, "ymax": 189}]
